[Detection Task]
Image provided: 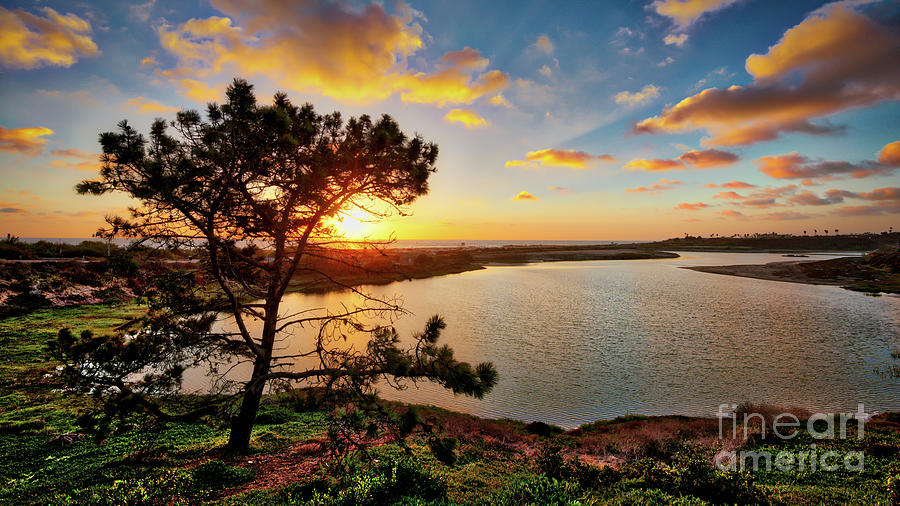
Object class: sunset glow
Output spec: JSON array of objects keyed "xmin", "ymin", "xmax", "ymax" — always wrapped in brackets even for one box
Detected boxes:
[{"xmin": 1, "ymin": 0, "xmax": 898, "ymax": 240}]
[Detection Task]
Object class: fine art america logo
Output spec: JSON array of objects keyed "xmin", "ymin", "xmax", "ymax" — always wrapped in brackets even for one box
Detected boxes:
[{"xmin": 714, "ymin": 404, "xmax": 870, "ymax": 472}]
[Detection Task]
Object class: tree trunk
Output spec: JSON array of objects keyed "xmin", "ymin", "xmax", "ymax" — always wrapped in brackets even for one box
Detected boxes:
[{"xmin": 227, "ymin": 357, "xmax": 269, "ymax": 453}]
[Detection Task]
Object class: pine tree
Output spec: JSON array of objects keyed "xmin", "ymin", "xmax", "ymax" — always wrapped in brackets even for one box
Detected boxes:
[{"xmin": 50, "ymin": 79, "xmax": 497, "ymax": 453}]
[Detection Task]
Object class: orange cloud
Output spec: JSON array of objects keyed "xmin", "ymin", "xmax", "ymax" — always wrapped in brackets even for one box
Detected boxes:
[
  {"xmin": 826, "ymin": 187, "xmax": 900, "ymax": 202},
  {"xmin": 0, "ymin": 6, "xmax": 99, "ymax": 69},
  {"xmin": 635, "ymin": 2, "xmax": 900, "ymax": 147},
  {"xmin": 625, "ymin": 148, "xmax": 738, "ymax": 171},
  {"xmin": 763, "ymin": 211, "xmax": 815, "ymax": 221},
  {"xmin": 878, "ymin": 141, "xmax": 900, "ymax": 166},
  {"xmin": 125, "ymin": 97, "xmax": 180, "ymax": 114},
  {"xmin": 704, "ymin": 181, "xmax": 757, "ymax": 189},
  {"xmin": 675, "ymin": 202, "xmax": 708, "ymax": 211},
  {"xmin": 833, "ymin": 202, "xmax": 900, "ymax": 216},
  {"xmin": 677, "ymin": 149, "xmax": 738, "ymax": 168},
  {"xmin": 713, "ymin": 191, "xmax": 744, "ymax": 200},
  {"xmin": 50, "ymin": 148, "xmax": 101, "ymax": 171},
  {"xmin": 547, "ymin": 186, "xmax": 569, "ymax": 195},
  {"xmin": 719, "ymin": 209, "xmax": 744, "ymax": 217},
  {"xmin": 615, "ymin": 84, "xmax": 660, "ymax": 106},
  {"xmin": 534, "ymin": 34, "xmax": 554, "ymax": 54},
  {"xmin": 439, "ymin": 46, "xmax": 488, "ymax": 70},
  {"xmin": 397, "ymin": 68, "xmax": 509, "ymax": 107},
  {"xmin": 443, "ymin": 108, "xmax": 489, "ymax": 129},
  {"xmin": 0, "ymin": 126, "xmax": 53, "ymax": 156},
  {"xmin": 507, "ymin": 148, "xmax": 612, "ymax": 170},
  {"xmin": 756, "ymin": 151, "xmax": 888, "ymax": 181},
  {"xmin": 652, "ymin": 0, "xmax": 740, "ymax": 29},
  {"xmin": 155, "ymin": 1, "xmax": 509, "ymax": 106},
  {"xmin": 489, "ymin": 93, "xmax": 513, "ymax": 109},
  {"xmin": 513, "ymin": 191, "xmax": 539, "ymax": 201},
  {"xmin": 598, "ymin": 154, "xmax": 616, "ymax": 163},
  {"xmin": 625, "ymin": 178, "xmax": 682, "ymax": 193},
  {"xmin": 624, "ymin": 158, "xmax": 684, "ymax": 171},
  {"xmin": 787, "ymin": 190, "xmax": 843, "ymax": 206}
]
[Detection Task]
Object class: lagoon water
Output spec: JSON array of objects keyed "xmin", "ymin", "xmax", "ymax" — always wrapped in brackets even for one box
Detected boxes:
[{"xmin": 185, "ymin": 251, "xmax": 900, "ymax": 428}]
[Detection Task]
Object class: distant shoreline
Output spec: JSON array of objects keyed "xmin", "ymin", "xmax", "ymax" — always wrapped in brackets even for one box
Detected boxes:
[{"xmin": 683, "ymin": 251, "xmax": 900, "ymax": 295}]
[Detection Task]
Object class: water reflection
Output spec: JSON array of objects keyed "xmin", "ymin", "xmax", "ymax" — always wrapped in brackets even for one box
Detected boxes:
[{"xmin": 182, "ymin": 252, "xmax": 900, "ymax": 428}]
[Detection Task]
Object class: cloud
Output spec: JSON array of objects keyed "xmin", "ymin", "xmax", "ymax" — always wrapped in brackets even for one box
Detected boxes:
[
  {"xmin": 615, "ymin": 84, "xmax": 660, "ymax": 106},
  {"xmin": 625, "ymin": 178, "xmax": 682, "ymax": 193},
  {"xmin": 0, "ymin": 6, "xmax": 99, "ymax": 69},
  {"xmin": 663, "ymin": 33, "xmax": 688, "ymax": 47},
  {"xmin": 539, "ymin": 65, "xmax": 552, "ymax": 77},
  {"xmin": 624, "ymin": 158, "xmax": 684, "ymax": 171},
  {"xmin": 878, "ymin": 141, "xmax": 900, "ymax": 166},
  {"xmin": 438, "ymin": 46, "xmax": 488, "ymax": 70},
  {"xmin": 0, "ymin": 126, "xmax": 53, "ymax": 156},
  {"xmin": 125, "ymin": 97, "xmax": 180, "ymax": 114},
  {"xmin": 787, "ymin": 190, "xmax": 844, "ymax": 206},
  {"xmin": 443, "ymin": 108, "xmax": 489, "ymax": 129},
  {"xmin": 635, "ymin": 2, "xmax": 900, "ymax": 147},
  {"xmin": 709, "ymin": 184, "xmax": 798, "ymax": 208},
  {"xmin": 506, "ymin": 148, "xmax": 614, "ymax": 170},
  {"xmin": 755, "ymin": 151, "xmax": 889, "ymax": 181},
  {"xmin": 140, "ymin": 56, "xmax": 158, "ymax": 67},
  {"xmin": 652, "ymin": 0, "xmax": 741, "ymax": 29},
  {"xmin": 833, "ymin": 202, "xmax": 900, "ymax": 216},
  {"xmin": 625, "ymin": 148, "xmax": 738, "ymax": 171},
  {"xmin": 489, "ymin": 93, "xmax": 513, "ymax": 108},
  {"xmin": 719, "ymin": 209, "xmax": 744, "ymax": 217},
  {"xmin": 155, "ymin": 1, "xmax": 509, "ymax": 106},
  {"xmin": 657, "ymin": 56, "xmax": 675, "ymax": 67},
  {"xmin": 712, "ymin": 191, "xmax": 744, "ymax": 200},
  {"xmin": 49, "ymin": 148, "xmax": 101, "ymax": 171},
  {"xmin": 763, "ymin": 211, "xmax": 815, "ymax": 221},
  {"xmin": 513, "ymin": 190, "xmax": 539, "ymax": 201},
  {"xmin": 131, "ymin": 0, "xmax": 156, "ymax": 23},
  {"xmin": 675, "ymin": 202, "xmax": 708, "ymax": 210},
  {"xmin": 547, "ymin": 186, "xmax": 570, "ymax": 195},
  {"xmin": 677, "ymin": 148, "xmax": 738, "ymax": 168},
  {"xmin": 534, "ymin": 34, "xmax": 554, "ymax": 54},
  {"xmin": 704, "ymin": 180, "xmax": 757, "ymax": 189}
]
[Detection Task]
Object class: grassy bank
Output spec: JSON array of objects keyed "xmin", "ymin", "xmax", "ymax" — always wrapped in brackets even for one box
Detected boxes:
[{"xmin": 1, "ymin": 305, "xmax": 899, "ymax": 504}]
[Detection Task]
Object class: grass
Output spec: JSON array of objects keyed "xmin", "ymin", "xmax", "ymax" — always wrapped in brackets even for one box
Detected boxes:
[{"xmin": 0, "ymin": 304, "xmax": 898, "ymax": 504}]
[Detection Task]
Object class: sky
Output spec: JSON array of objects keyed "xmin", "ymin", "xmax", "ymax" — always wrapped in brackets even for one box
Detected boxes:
[{"xmin": 0, "ymin": 0, "xmax": 899, "ymax": 241}]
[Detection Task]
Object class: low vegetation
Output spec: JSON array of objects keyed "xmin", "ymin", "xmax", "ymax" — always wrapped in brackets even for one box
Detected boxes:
[{"xmin": 1, "ymin": 306, "xmax": 898, "ymax": 504}]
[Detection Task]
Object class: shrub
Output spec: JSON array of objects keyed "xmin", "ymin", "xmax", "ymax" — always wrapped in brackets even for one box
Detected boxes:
[
  {"xmin": 481, "ymin": 474, "xmax": 581, "ymax": 506},
  {"xmin": 622, "ymin": 449, "xmax": 763, "ymax": 504},
  {"xmin": 310, "ymin": 454, "xmax": 447, "ymax": 506},
  {"xmin": 887, "ymin": 473, "xmax": 900, "ymax": 504},
  {"xmin": 50, "ymin": 468, "xmax": 193, "ymax": 505},
  {"xmin": 428, "ymin": 436, "xmax": 458, "ymax": 466}
]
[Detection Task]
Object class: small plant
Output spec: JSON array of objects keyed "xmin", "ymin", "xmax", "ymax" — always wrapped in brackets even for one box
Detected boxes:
[
  {"xmin": 482, "ymin": 474, "xmax": 581, "ymax": 506},
  {"xmin": 311, "ymin": 453, "xmax": 448, "ymax": 505},
  {"xmin": 191, "ymin": 460, "xmax": 253, "ymax": 490},
  {"xmin": 428, "ymin": 436, "xmax": 458, "ymax": 466},
  {"xmin": 888, "ymin": 473, "xmax": 900, "ymax": 504}
]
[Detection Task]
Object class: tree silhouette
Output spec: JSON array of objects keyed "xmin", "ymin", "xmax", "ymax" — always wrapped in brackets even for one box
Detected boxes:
[{"xmin": 50, "ymin": 79, "xmax": 497, "ymax": 453}]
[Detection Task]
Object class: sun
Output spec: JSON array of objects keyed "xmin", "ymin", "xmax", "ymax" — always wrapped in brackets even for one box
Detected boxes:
[{"xmin": 328, "ymin": 208, "xmax": 373, "ymax": 239}]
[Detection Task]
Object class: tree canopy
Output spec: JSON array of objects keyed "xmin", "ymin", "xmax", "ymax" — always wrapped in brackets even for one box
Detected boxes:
[{"xmin": 51, "ymin": 78, "xmax": 497, "ymax": 453}]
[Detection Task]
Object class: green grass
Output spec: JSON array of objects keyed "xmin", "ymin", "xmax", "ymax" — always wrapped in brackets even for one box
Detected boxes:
[{"xmin": 0, "ymin": 304, "xmax": 898, "ymax": 504}]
